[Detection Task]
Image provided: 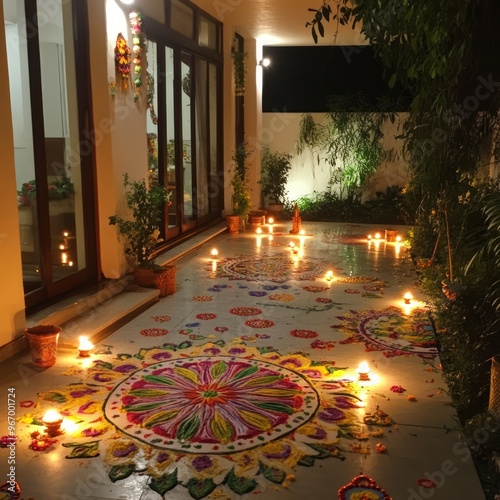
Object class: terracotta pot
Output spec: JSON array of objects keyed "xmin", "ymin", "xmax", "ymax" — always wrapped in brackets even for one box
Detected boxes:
[
  {"xmin": 25, "ymin": 325, "xmax": 61, "ymax": 368},
  {"xmin": 134, "ymin": 267, "xmax": 157, "ymax": 287},
  {"xmin": 226, "ymin": 215, "xmax": 240, "ymax": 233},
  {"xmin": 155, "ymin": 265, "xmax": 177, "ymax": 297}
]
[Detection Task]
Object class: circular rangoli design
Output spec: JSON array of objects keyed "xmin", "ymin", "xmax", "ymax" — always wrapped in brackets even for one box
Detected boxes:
[
  {"xmin": 140, "ymin": 328, "xmax": 169, "ymax": 337},
  {"xmin": 196, "ymin": 313, "xmax": 217, "ymax": 320},
  {"xmin": 230, "ymin": 307, "xmax": 262, "ymax": 316},
  {"xmin": 104, "ymin": 356, "xmax": 319, "ymax": 453},
  {"xmin": 213, "ymin": 254, "xmax": 327, "ymax": 283},
  {"xmin": 290, "ymin": 329, "xmax": 318, "ymax": 339},
  {"xmin": 333, "ymin": 306, "xmax": 438, "ymax": 357},
  {"xmin": 244, "ymin": 319, "xmax": 275, "ymax": 329}
]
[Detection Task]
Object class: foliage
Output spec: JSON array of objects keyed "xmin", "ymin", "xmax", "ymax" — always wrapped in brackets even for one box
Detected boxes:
[
  {"xmin": 233, "ymin": 142, "xmax": 250, "ymax": 178},
  {"xmin": 18, "ymin": 176, "xmax": 74, "ymax": 205},
  {"xmin": 260, "ymin": 148, "xmax": 292, "ymax": 205},
  {"xmin": 109, "ymin": 173, "xmax": 171, "ymax": 269},
  {"xmin": 296, "ymin": 95, "xmax": 395, "ymax": 201},
  {"xmin": 284, "ymin": 187, "xmax": 406, "ymax": 225},
  {"xmin": 231, "ymin": 45, "xmax": 247, "ymax": 97},
  {"xmin": 296, "ymin": 113, "xmax": 322, "ymax": 155},
  {"xmin": 230, "ymin": 171, "xmax": 251, "ymax": 220}
]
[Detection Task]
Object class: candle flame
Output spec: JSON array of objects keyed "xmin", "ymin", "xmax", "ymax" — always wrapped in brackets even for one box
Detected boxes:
[
  {"xmin": 78, "ymin": 336, "xmax": 94, "ymax": 351},
  {"xmin": 42, "ymin": 409, "xmax": 63, "ymax": 424},
  {"xmin": 210, "ymin": 248, "xmax": 218, "ymax": 257},
  {"xmin": 358, "ymin": 361, "xmax": 370, "ymax": 374}
]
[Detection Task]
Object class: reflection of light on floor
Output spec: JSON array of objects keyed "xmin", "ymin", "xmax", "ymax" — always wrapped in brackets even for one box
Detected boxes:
[
  {"xmin": 399, "ymin": 300, "xmax": 424, "ymax": 315},
  {"xmin": 256, "ymin": 236, "xmax": 262, "ymax": 249},
  {"xmin": 61, "ymin": 418, "xmax": 79, "ymax": 435},
  {"xmin": 211, "ymin": 260, "xmax": 217, "ymax": 273}
]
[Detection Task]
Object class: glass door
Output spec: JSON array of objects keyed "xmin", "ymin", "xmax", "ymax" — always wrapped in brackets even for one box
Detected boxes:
[{"xmin": 6, "ymin": 0, "xmax": 96, "ymax": 309}]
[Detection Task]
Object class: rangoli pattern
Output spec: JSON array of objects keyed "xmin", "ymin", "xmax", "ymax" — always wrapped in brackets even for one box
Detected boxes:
[{"xmin": 332, "ymin": 306, "xmax": 438, "ymax": 358}]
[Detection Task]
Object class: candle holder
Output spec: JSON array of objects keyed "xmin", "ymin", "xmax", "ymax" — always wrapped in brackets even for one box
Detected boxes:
[
  {"xmin": 403, "ymin": 292, "xmax": 413, "ymax": 305},
  {"xmin": 78, "ymin": 336, "xmax": 94, "ymax": 357},
  {"xmin": 42, "ymin": 410, "xmax": 64, "ymax": 436},
  {"xmin": 357, "ymin": 362, "xmax": 371, "ymax": 382}
]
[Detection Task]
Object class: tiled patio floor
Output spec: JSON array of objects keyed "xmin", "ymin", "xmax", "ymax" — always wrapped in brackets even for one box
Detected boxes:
[{"xmin": 0, "ymin": 222, "xmax": 486, "ymax": 499}]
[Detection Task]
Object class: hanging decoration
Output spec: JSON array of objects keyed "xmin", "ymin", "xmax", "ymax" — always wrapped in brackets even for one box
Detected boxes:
[
  {"xmin": 114, "ymin": 33, "xmax": 131, "ymax": 90},
  {"xmin": 129, "ymin": 10, "xmax": 143, "ymax": 100}
]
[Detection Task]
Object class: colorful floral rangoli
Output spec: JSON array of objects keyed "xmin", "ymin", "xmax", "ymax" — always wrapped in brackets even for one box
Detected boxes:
[
  {"xmin": 212, "ymin": 254, "xmax": 328, "ymax": 282},
  {"xmin": 332, "ymin": 306, "xmax": 438, "ymax": 358}
]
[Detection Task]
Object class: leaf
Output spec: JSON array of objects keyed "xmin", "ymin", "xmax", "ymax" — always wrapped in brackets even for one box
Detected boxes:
[
  {"xmin": 174, "ymin": 366, "xmax": 200, "ymax": 384},
  {"xmin": 142, "ymin": 409, "xmax": 179, "ymax": 428},
  {"xmin": 322, "ymin": 5, "xmax": 331, "ymax": 22},
  {"xmin": 186, "ymin": 478, "xmax": 217, "ymax": 499},
  {"xmin": 149, "ymin": 469, "xmax": 178, "ymax": 496},
  {"xmin": 224, "ymin": 468, "xmax": 258, "ymax": 495},
  {"xmin": 143, "ymin": 375, "xmax": 175, "ymax": 386},
  {"xmin": 109, "ymin": 463, "xmax": 135, "ymax": 483},
  {"xmin": 254, "ymin": 401, "xmax": 295, "ymax": 414},
  {"xmin": 211, "ymin": 411, "xmax": 234, "ymax": 444},
  {"xmin": 233, "ymin": 364, "xmax": 259, "ymax": 380},
  {"xmin": 176, "ymin": 414, "xmax": 200, "ymax": 441},
  {"xmin": 124, "ymin": 401, "xmax": 165, "ymax": 412},
  {"xmin": 388, "ymin": 73, "xmax": 397, "ymax": 88},
  {"xmin": 312, "ymin": 26, "xmax": 318, "ymax": 44},
  {"xmin": 318, "ymin": 20, "xmax": 325, "ymax": 38},
  {"xmin": 258, "ymin": 462, "xmax": 286, "ymax": 484},
  {"xmin": 128, "ymin": 389, "xmax": 169, "ymax": 398},
  {"xmin": 211, "ymin": 360, "xmax": 228, "ymax": 379}
]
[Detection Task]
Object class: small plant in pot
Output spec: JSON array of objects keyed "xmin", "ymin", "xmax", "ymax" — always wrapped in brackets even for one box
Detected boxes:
[
  {"xmin": 226, "ymin": 171, "xmax": 251, "ymax": 233},
  {"xmin": 109, "ymin": 173, "xmax": 171, "ymax": 287},
  {"xmin": 260, "ymin": 147, "xmax": 292, "ymax": 213}
]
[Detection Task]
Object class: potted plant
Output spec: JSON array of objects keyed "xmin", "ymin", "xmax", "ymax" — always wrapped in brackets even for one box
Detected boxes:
[
  {"xmin": 226, "ymin": 171, "xmax": 251, "ymax": 233},
  {"xmin": 260, "ymin": 147, "xmax": 292, "ymax": 212},
  {"xmin": 109, "ymin": 173, "xmax": 172, "ymax": 287},
  {"xmin": 25, "ymin": 324, "xmax": 62, "ymax": 368}
]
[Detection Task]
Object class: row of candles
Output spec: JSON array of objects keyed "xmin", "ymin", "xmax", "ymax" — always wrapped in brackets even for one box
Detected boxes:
[{"xmin": 38, "ymin": 335, "xmax": 95, "ymax": 437}]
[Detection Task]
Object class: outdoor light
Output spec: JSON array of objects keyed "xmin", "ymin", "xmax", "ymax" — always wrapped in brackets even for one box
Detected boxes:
[
  {"xmin": 210, "ymin": 248, "xmax": 219, "ymax": 258},
  {"xmin": 258, "ymin": 58, "xmax": 271, "ymax": 67},
  {"xmin": 357, "ymin": 361, "xmax": 371, "ymax": 382},
  {"xmin": 42, "ymin": 409, "xmax": 64, "ymax": 436},
  {"xmin": 78, "ymin": 336, "xmax": 94, "ymax": 357}
]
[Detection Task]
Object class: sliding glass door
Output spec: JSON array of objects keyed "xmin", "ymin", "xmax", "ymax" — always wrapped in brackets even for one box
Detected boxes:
[{"xmin": 5, "ymin": 0, "xmax": 96, "ymax": 309}]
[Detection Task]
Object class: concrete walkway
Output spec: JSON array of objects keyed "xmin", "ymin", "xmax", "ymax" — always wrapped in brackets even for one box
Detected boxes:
[{"xmin": 0, "ymin": 222, "xmax": 485, "ymax": 500}]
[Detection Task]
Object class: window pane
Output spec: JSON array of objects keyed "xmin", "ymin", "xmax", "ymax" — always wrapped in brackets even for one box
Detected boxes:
[
  {"xmin": 37, "ymin": 0, "xmax": 85, "ymax": 281},
  {"xmin": 209, "ymin": 63, "xmax": 219, "ymax": 214},
  {"xmin": 195, "ymin": 58, "xmax": 209, "ymax": 217},
  {"xmin": 165, "ymin": 46, "xmax": 177, "ymax": 228},
  {"xmin": 6, "ymin": 0, "xmax": 42, "ymax": 292},
  {"xmin": 198, "ymin": 16, "xmax": 217, "ymax": 51},
  {"xmin": 171, "ymin": 0, "xmax": 193, "ymax": 39},
  {"xmin": 181, "ymin": 52, "xmax": 194, "ymax": 223},
  {"xmin": 146, "ymin": 40, "xmax": 159, "ymax": 186}
]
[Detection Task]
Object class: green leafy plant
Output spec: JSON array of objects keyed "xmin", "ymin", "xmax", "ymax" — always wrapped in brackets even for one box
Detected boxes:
[
  {"xmin": 260, "ymin": 147, "xmax": 292, "ymax": 206},
  {"xmin": 18, "ymin": 176, "xmax": 74, "ymax": 205},
  {"xmin": 109, "ymin": 173, "xmax": 171, "ymax": 269},
  {"xmin": 230, "ymin": 171, "xmax": 251, "ymax": 220},
  {"xmin": 231, "ymin": 45, "xmax": 247, "ymax": 97}
]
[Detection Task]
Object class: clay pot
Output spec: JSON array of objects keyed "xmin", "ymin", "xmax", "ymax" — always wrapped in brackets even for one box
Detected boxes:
[
  {"xmin": 155, "ymin": 265, "xmax": 177, "ymax": 297},
  {"xmin": 134, "ymin": 266, "xmax": 158, "ymax": 287},
  {"xmin": 226, "ymin": 215, "xmax": 240, "ymax": 233},
  {"xmin": 25, "ymin": 325, "xmax": 62, "ymax": 368}
]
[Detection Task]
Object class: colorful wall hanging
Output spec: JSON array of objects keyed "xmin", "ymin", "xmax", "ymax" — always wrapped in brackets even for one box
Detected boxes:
[{"xmin": 114, "ymin": 33, "xmax": 131, "ymax": 90}]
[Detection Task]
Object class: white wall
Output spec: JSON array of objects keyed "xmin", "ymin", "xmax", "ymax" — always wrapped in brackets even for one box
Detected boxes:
[{"xmin": 261, "ymin": 112, "xmax": 409, "ymax": 203}]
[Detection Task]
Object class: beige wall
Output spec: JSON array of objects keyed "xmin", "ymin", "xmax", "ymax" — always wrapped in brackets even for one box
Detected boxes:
[
  {"xmin": 0, "ymin": 3, "xmax": 27, "ymax": 346},
  {"xmin": 261, "ymin": 112, "xmax": 409, "ymax": 203},
  {"xmin": 92, "ymin": 0, "xmax": 151, "ymax": 279}
]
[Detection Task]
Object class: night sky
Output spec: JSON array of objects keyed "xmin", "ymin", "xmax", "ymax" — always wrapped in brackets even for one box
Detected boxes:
[{"xmin": 262, "ymin": 45, "xmax": 411, "ymax": 112}]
